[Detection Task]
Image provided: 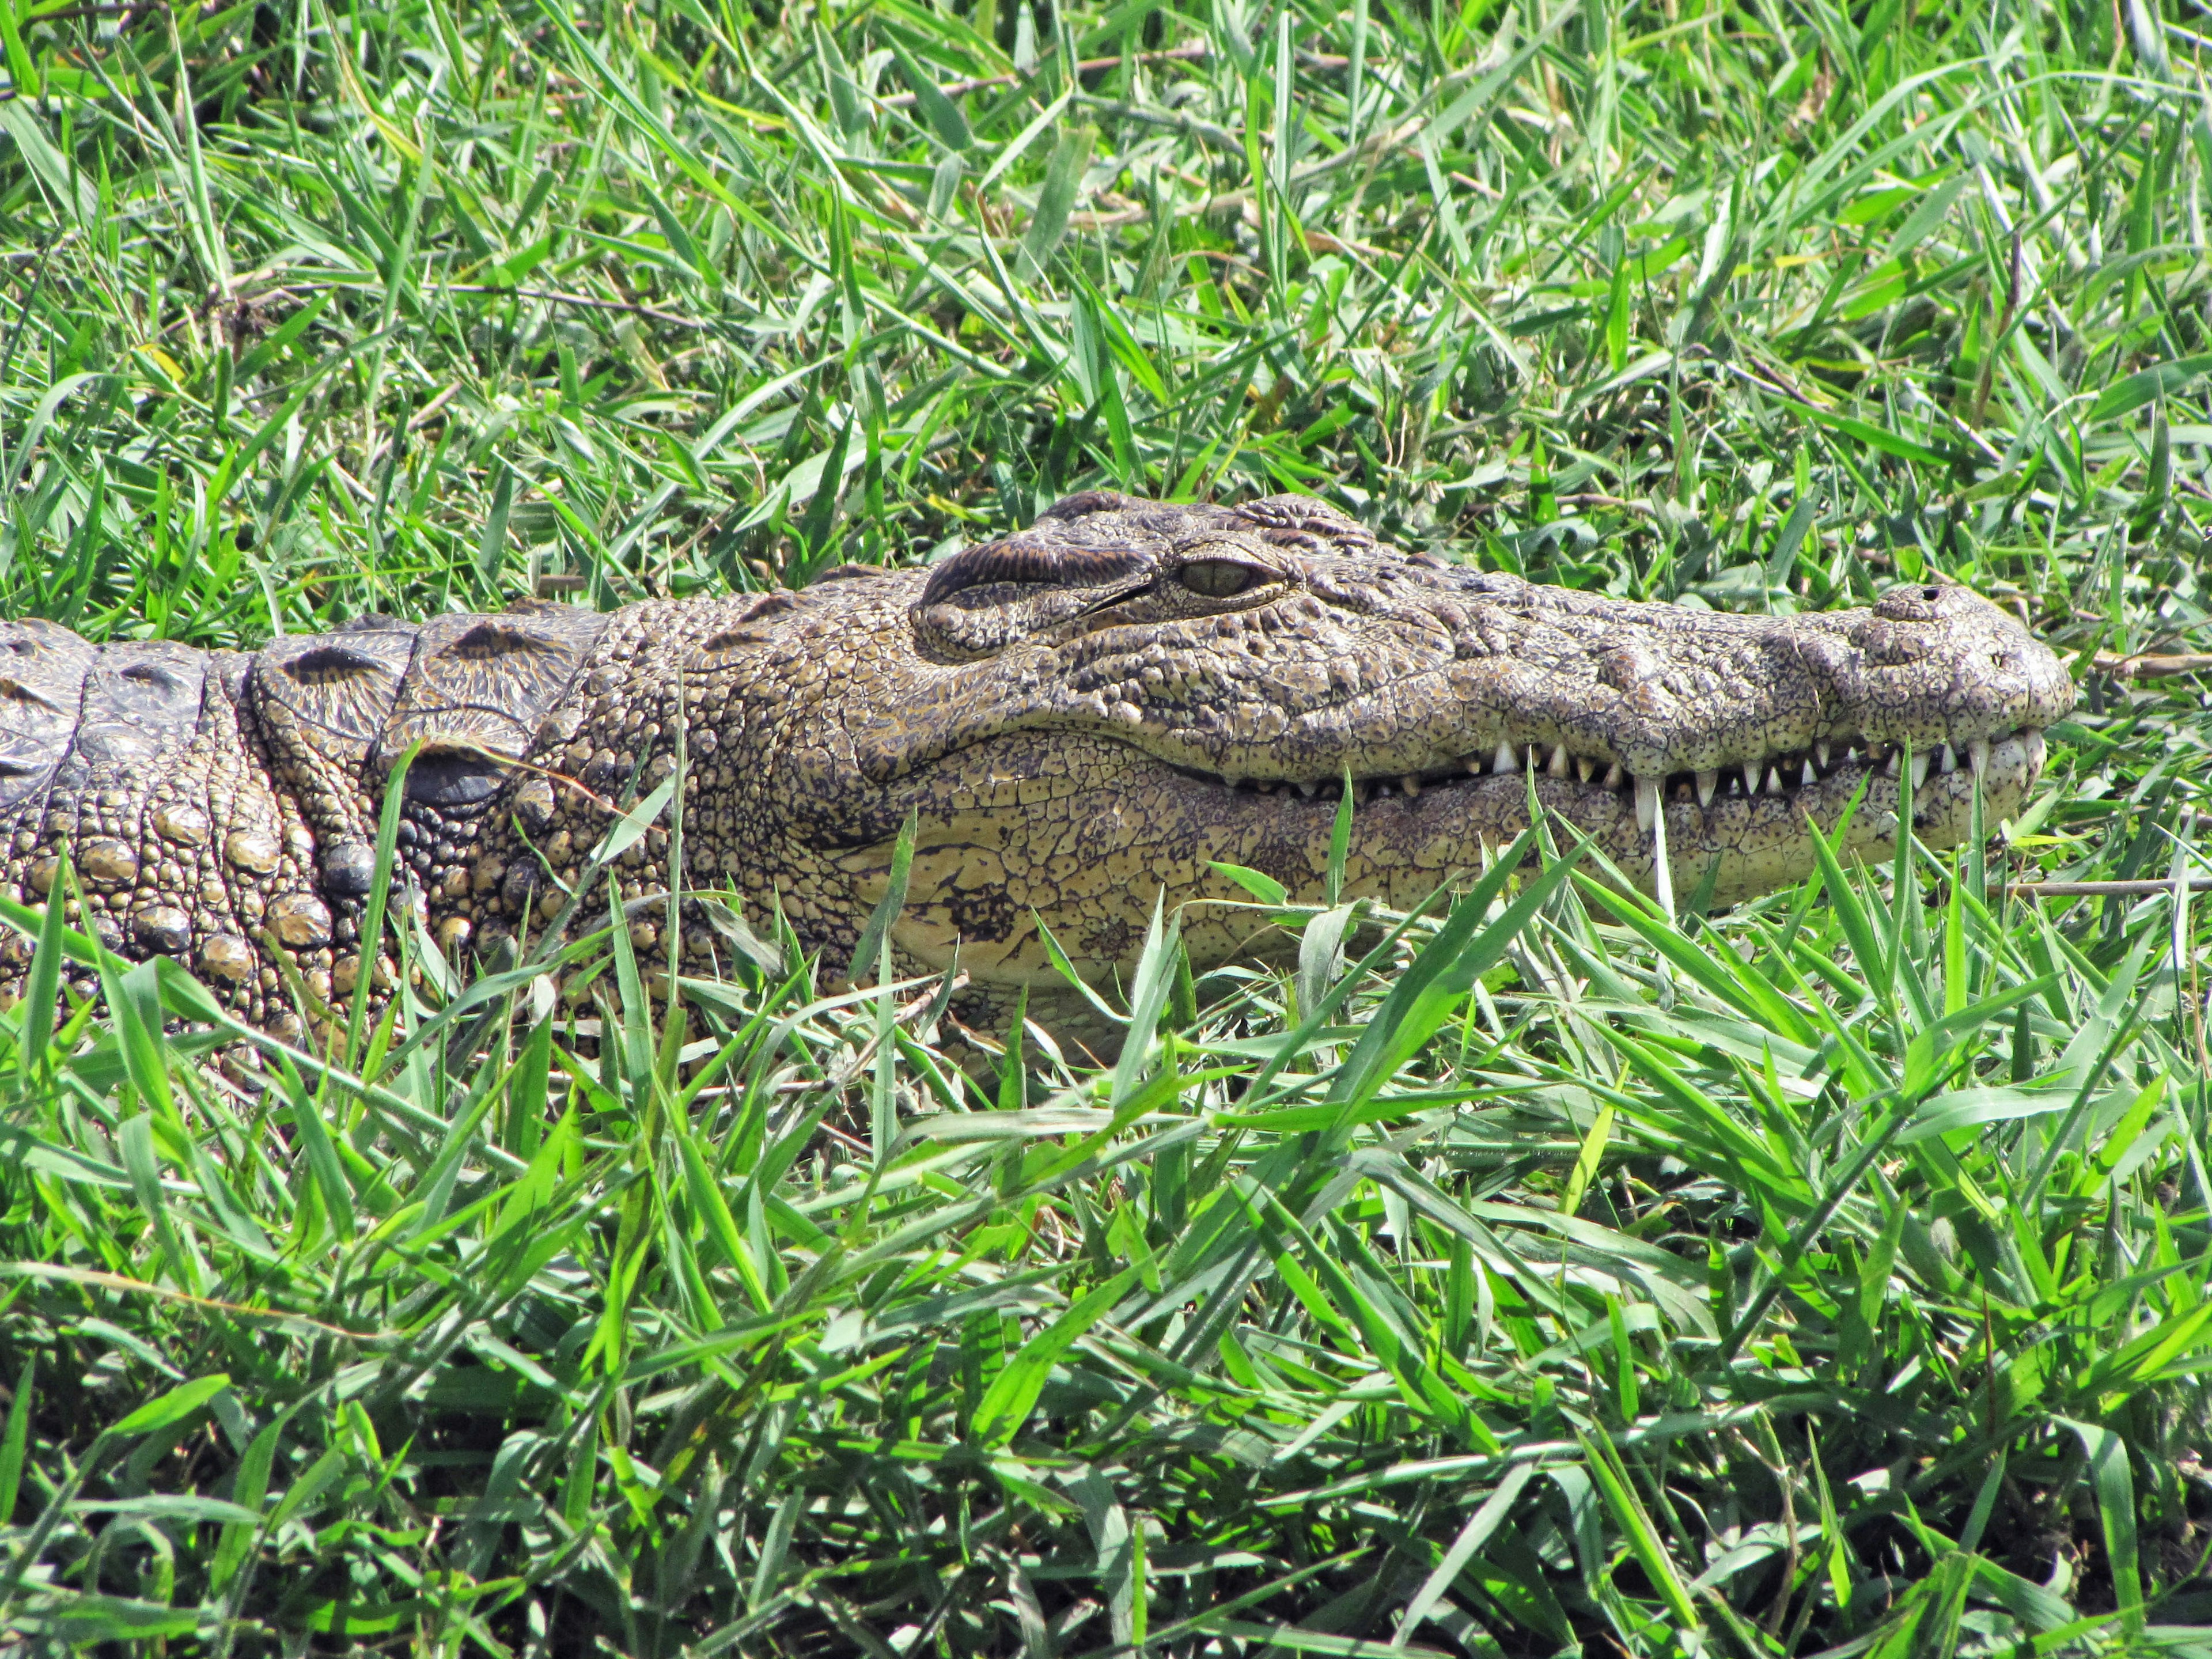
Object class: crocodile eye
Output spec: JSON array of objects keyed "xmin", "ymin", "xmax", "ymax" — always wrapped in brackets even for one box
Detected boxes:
[{"xmin": 1179, "ymin": 559, "xmax": 1260, "ymax": 598}]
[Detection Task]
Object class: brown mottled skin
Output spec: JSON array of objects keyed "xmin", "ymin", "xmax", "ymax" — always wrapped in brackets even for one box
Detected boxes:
[{"xmin": 0, "ymin": 491, "xmax": 2074, "ymax": 1045}]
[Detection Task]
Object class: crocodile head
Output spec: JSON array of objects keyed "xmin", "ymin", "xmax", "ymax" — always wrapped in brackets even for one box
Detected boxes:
[{"xmin": 770, "ymin": 492, "xmax": 2073, "ymax": 1015}]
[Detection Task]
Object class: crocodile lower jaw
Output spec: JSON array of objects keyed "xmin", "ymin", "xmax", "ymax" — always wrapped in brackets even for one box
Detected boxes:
[
  {"xmin": 1205, "ymin": 727, "xmax": 2045, "ymax": 811},
  {"xmin": 1177, "ymin": 726, "xmax": 2050, "ymax": 903}
]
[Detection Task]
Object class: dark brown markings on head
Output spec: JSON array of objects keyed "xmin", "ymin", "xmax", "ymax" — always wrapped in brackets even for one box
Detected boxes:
[
  {"xmin": 449, "ymin": 622, "xmax": 560, "ymax": 661},
  {"xmin": 919, "ymin": 490, "xmax": 1383, "ymax": 614},
  {"xmin": 381, "ymin": 604, "xmax": 612, "ymax": 765},
  {"xmin": 281, "ymin": 643, "xmax": 394, "ymax": 687},
  {"xmin": 255, "ymin": 626, "xmax": 419, "ymax": 748},
  {"xmin": 690, "ymin": 592, "xmax": 808, "ymax": 663},
  {"xmin": 918, "ymin": 534, "xmax": 1158, "ymax": 611},
  {"xmin": 1229, "ymin": 493, "xmax": 1386, "ymax": 558},
  {"xmin": 1035, "ymin": 488, "xmax": 1151, "ymax": 522},
  {"xmin": 0, "ymin": 675, "xmax": 65, "ymax": 714},
  {"xmin": 119, "ymin": 660, "xmax": 192, "ymax": 691}
]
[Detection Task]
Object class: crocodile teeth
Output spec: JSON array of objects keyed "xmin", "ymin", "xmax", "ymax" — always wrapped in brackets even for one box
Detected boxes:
[
  {"xmin": 1547, "ymin": 744, "xmax": 1571, "ymax": 778},
  {"xmin": 1603, "ymin": 763, "xmax": 1624, "ymax": 790},
  {"xmin": 1939, "ymin": 742, "xmax": 1957, "ymax": 774},
  {"xmin": 1885, "ymin": 750, "xmax": 1902, "ymax": 777},
  {"xmin": 1910, "ymin": 751, "xmax": 1929, "ymax": 790},
  {"xmin": 1635, "ymin": 776, "xmax": 1659, "ymax": 833},
  {"xmin": 1296, "ymin": 780, "xmax": 1318, "ymax": 797},
  {"xmin": 1695, "ymin": 769, "xmax": 1717, "ymax": 807},
  {"xmin": 1741, "ymin": 761, "xmax": 1760, "ymax": 794},
  {"xmin": 1815, "ymin": 740, "xmax": 1831, "ymax": 770},
  {"xmin": 1401, "ymin": 774, "xmax": 1421, "ymax": 798},
  {"xmin": 1800, "ymin": 759, "xmax": 1817, "ymax": 788},
  {"xmin": 1765, "ymin": 766, "xmax": 1785, "ymax": 795},
  {"xmin": 1493, "ymin": 740, "xmax": 1517, "ymax": 774},
  {"xmin": 1464, "ymin": 757, "xmax": 1485, "ymax": 777},
  {"xmin": 1577, "ymin": 756, "xmax": 1596, "ymax": 783},
  {"xmin": 1968, "ymin": 737, "xmax": 1990, "ymax": 774},
  {"xmin": 1224, "ymin": 775, "xmax": 1244, "ymax": 789}
]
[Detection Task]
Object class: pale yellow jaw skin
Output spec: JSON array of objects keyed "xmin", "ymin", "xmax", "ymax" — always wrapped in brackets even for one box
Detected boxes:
[{"xmin": 844, "ymin": 728, "xmax": 2050, "ymax": 1007}]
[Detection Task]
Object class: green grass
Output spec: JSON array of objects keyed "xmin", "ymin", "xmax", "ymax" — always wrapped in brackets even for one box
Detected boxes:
[{"xmin": 2, "ymin": 0, "xmax": 2211, "ymax": 1652}]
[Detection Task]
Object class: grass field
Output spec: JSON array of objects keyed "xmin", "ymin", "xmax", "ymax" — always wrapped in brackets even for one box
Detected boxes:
[{"xmin": 2, "ymin": 0, "xmax": 2211, "ymax": 1652}]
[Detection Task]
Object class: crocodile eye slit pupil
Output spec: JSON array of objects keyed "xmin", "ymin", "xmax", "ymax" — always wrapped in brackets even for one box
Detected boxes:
[{"xmin": 1179, "ymin": 560, "xmax": 1258, "ymax": 599}]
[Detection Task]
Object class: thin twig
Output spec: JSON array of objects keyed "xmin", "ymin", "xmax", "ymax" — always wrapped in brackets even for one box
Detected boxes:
[
  {"xmin": 439, "ymin": 283, "xmax": 709, "ymax": 329},
  {"xmin": 2092, "ymin": 649, "xmax": 2212, "ymax": 680},
  {"xmin": 877, "ymin": 42, "xmax": 1351, "ymax": 109},
  {"xmin": 1554, "ymin": 493, "xmax": 1658, "ymax": 518},
  {"xmin": 880, "ymin": 43, "xmax": 1206, "ymax": 105},
  {"xmin": 22, "ymin": 2, "xmax": 154, "ymax": 23},
  {"xmin": 220, "ymin": 272, "xmax": 712, "ymax": 329}
]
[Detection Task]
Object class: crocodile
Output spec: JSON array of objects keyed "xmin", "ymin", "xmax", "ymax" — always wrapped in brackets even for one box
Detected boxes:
[{"xmin": 0, "ymin": 491, "xmax": 2073, "ymax": 1047}]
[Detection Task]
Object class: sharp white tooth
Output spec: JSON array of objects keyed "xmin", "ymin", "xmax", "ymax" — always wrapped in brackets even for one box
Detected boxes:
[
  {"xmin": 1815, "ymin": 740, "xmax": 1831, "ymax": 769},
  {"xmin": 1764, "ymin": 766, "xmax": 1784, "ymax": 795},
  {"xmin": 1800, "ymin": 759, "xmax": 1817, "ymax": 788},
  {"xmin": 1493, "ymin": 740, "xmax": 1517, "ymax": 774},
  {"xmin": 1577, "ymin": 756, "xmax": 1596, "ymax": 783},
  {"xmin": 1940, "ymin": 742, "xmax": 1957, "ymax": 774},
  {"xmin": 1635, "ymin": 776, "xmax": 1659, "ymax": 833},
  {"xmin": 1464, "ymin": 757, "xmax": 1484, "ymax": 776},
  {"xmin": 1969, "ymin": 737, "xmax": 1990, "ymax": 774},
  {"xmin": 1603, "ymin": 763, "xmax": 1624, "ymax": 789},
  {"xmin": 1695, "ymin": 769, "xmax": 1717, "ymax": 806},
  {"xmin": 1548, "ymin": 744, "xmax": 1571, "ymax": 778},
  {"xmin": 1910, "ymin": 751, "xmax": 1929, "ymax": 790},
  {"xmin": 1401, "ymin": 774, "xmax": 1421, "ymax": 798},
  {"xmin": 1741, "ymin": 761, "xmax": 1760, "ymax": 794},
  {"xmin": 1296, "ymin": 779, "xmax": 1317, "ymax": 797},
  {"xmin": 1885, "ymin": 749, "xmax": 1902, "ymax": 777}
]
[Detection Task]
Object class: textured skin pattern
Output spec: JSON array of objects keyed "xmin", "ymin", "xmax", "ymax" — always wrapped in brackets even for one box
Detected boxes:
[{"xmin": 0, "ymin": 493, "xmax": 2075, "ymax": 1044}]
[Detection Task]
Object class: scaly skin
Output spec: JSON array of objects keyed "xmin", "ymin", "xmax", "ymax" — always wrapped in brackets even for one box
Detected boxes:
[{"xmin": 0, "ymin": 492, "xmax": 2074, "ymax": 1046}]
